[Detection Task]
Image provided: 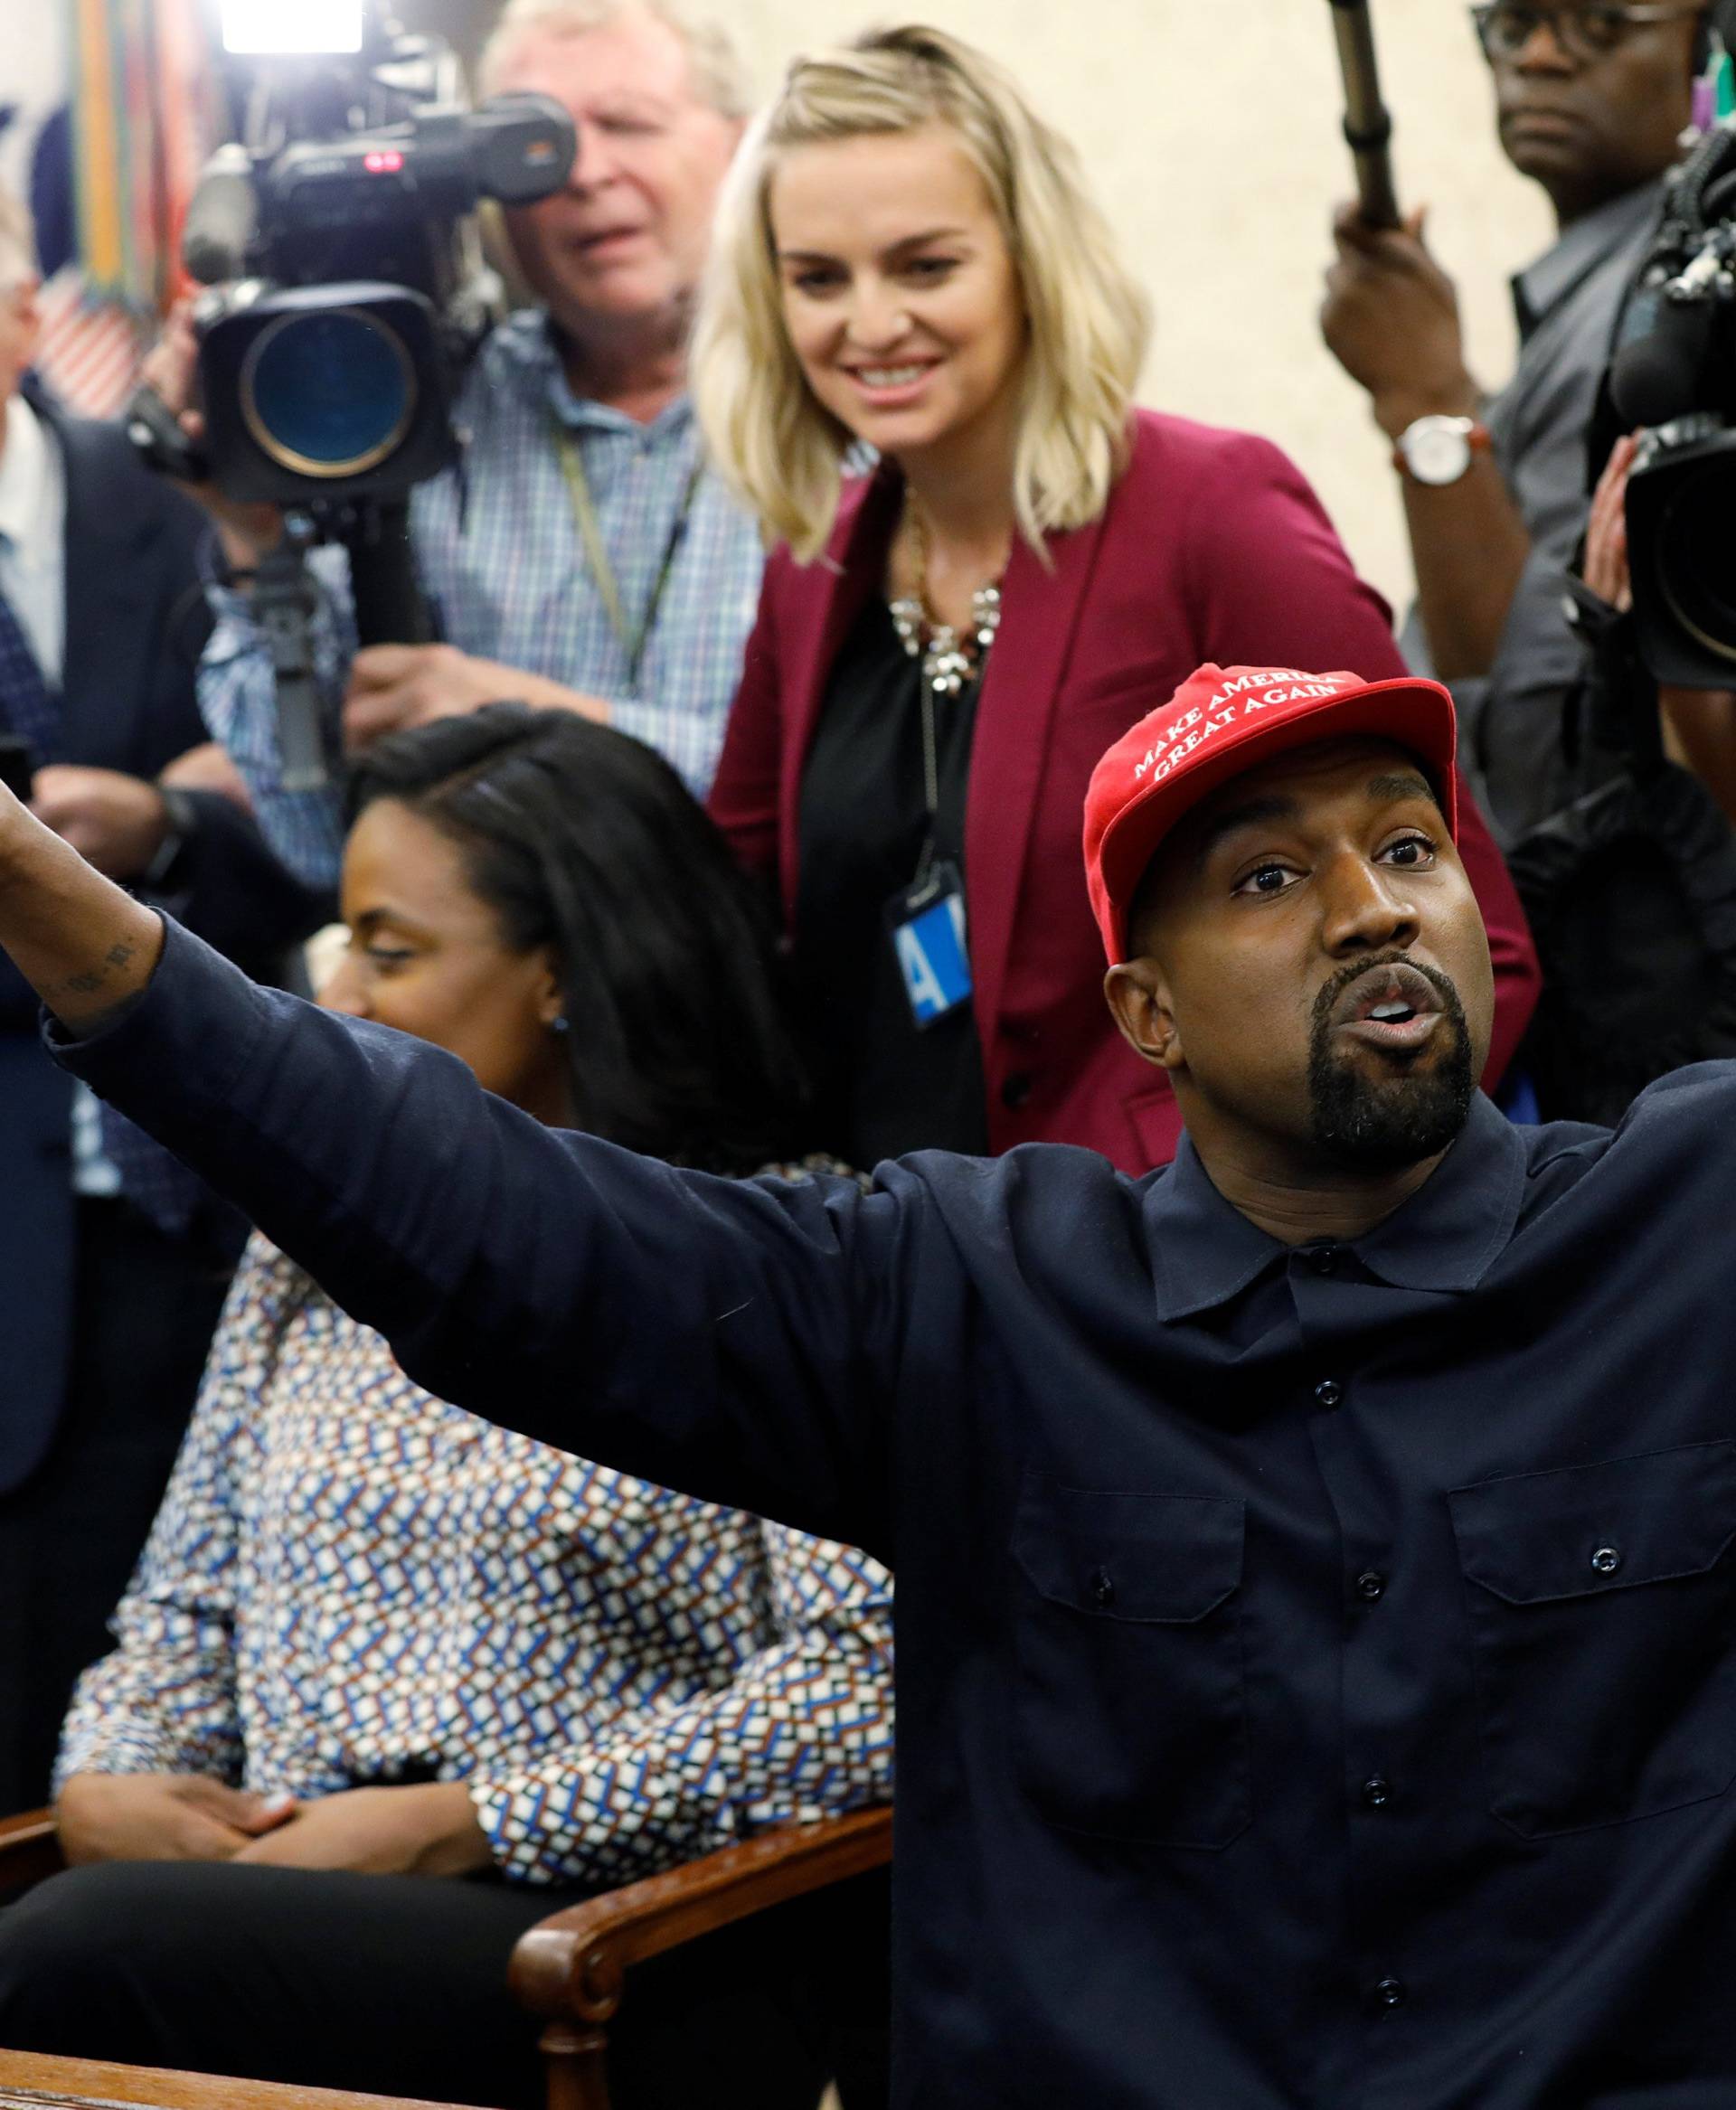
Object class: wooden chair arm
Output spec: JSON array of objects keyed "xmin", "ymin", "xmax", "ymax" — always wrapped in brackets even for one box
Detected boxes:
[
  {"xmin": 508, "ymin": 1804, "xmax": 892, "ymax": 2030},
  {"xmin": 0, "ymin": 1808, "xmax": 65, "ymax": 1890}
]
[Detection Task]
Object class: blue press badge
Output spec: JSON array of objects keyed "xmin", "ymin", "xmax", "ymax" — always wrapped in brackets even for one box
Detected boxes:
[{"xmin": 885, "ymin": 860, "xmax": 973, "ymax": 1028}]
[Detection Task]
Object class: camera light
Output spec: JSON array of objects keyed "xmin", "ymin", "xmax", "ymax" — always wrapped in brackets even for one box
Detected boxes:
[
  {"xmin": 221, "ymin": 0, "xmax": 365, "ymax": 54},
  {"xmin": 363, "ymin": 150, "xmax": 405, "ymax": 174}
]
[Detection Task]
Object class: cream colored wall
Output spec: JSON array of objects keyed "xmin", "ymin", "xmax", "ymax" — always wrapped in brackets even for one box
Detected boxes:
[
  {"xmin": 715, "ymin": 0, "xmax": 1556, "ymax": 617},
  {"xmin": 10, "ymin": 0, "xmax": 1553, "ymax": 606}
]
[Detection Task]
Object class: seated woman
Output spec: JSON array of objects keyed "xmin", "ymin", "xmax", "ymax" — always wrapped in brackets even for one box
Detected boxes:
[{"xmin": 0, "ymin": 708, "xmax": 893, "ymax": 2110}]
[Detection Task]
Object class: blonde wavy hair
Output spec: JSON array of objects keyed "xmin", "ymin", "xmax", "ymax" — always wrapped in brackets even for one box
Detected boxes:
[{"xmin": 691, "ymin": 24, "xmax": 1151, "ymax": 563}]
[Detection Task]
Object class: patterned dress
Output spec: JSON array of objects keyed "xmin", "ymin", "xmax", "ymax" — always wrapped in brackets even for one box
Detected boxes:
[{"xmin": 58, "ymin": 1229, "xmax": 895, "ymax": 1888}]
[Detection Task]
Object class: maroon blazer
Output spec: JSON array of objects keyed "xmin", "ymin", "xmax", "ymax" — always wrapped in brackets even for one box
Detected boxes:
[{"xmin": 710, "ymin": 410, "xmax": 1541, "ymax": 1173}]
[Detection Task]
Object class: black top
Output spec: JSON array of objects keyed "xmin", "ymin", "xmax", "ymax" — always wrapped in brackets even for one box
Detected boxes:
[
  {"xmin": 792, "ymin": 596, "xmax": 988, "ymax": 1164},
  {"xmin": 62, "ymin": 921, "xmax": 1736, "ymax": 2110}
]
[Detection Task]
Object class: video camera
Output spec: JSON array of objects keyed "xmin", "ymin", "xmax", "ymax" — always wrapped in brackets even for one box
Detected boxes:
[
  {"xmin": 1605, "ymin": 118, "xmax": 1736, "ymax": 685},
  {"xmin": 164, "ymin": 0, "xmax": 574, "ymax": 508},
  {"xmin": 128, "ymin": 0, "xmax": 575, "ymax": 789}
]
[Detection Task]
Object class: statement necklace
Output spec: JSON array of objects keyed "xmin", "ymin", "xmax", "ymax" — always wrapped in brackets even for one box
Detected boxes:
[{"xmin": 888, "ymin": 505, "xmax": 1004, "ymax": 698}]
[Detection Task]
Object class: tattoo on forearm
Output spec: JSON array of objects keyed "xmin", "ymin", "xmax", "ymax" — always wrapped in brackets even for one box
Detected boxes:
[{"xmin": 57, "ymin": 941, "xmax": 140, "ymax": 1000}]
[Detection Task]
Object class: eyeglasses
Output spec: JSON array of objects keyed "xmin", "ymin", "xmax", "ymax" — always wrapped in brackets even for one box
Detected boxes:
[{"xmin": 1470, "ymin": 3, "xmax": 1705, "ymax": 63}]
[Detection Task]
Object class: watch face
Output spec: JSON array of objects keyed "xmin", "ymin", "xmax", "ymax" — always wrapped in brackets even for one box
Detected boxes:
[{"xmin": 1404, "ymin": 419, "xmax": 1472, "ymax": 487}]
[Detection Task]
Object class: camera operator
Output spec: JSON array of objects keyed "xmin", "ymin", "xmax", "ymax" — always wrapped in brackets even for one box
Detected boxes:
[
  {"xmin": 1572, "ymin": 429, "xmax": 1736, "ymax": 814},
  {"xmin": 1320, "ymin": 0, "xmax": 1718, "ymax": 844},
  {"xmin": 150, "ymin": 0, "xmax": 760, "ymax": 890}
]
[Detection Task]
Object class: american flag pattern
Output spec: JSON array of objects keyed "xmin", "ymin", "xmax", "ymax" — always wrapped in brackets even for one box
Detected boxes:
[
  {"xmin": 33, "ymin": 271, "xmax": 146, "ymax": 419},
  {"xmin": 10, "ymin": 0, "xmax": 220, "ymax": 419},
  {"xmin": 58, "ymin": 1228, "xmax": 895, "ymax": 1887}
]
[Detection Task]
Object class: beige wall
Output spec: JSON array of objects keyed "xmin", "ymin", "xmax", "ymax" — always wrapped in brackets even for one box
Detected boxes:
[
  {"xmin": 423, "ymin": 0, "xmax": 1560, "ymax": 610},
  {"xmin": 717, "ymin": 0, "xmax": 1555, "ymax": 615}
]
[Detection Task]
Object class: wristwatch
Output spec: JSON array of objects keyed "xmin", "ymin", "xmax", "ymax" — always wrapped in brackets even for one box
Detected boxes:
[{"xmin": 1392, "ymin": 414, "xmax": 1492, "ymax": 487}]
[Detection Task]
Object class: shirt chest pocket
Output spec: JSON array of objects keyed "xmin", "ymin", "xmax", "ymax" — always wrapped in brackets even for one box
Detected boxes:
[
  {"xmin": 1449, "ymin": 1439, "xmax": 1736, "ymax": 1839},
  {"xmin": 1010, "ymin": 1478, "xmax": 1250, "ymax": 1850}
]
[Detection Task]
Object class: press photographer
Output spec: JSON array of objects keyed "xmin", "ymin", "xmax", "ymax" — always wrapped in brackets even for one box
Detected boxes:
[
  {"xmin": 146, "ymin": 0, "xmax": 760, "ymax": 888},
  {"xmin": 137, "ymin": 2, "xmax": 578, "ymax": 798},
  {"xmin": 1603, "ymin": 110, "xmax": 1736, "ymax": 686},
  {"xmin": 1491, "ymin": 106, "xmax": 1736, "ymax": 1126},
  {"xmin": 1320, "ymin": 0, "xmax": 1724, "ymax": 844},
  {"xmin": 1576, "ymin": 105, "xmax": 1736, "ymax": 811}
]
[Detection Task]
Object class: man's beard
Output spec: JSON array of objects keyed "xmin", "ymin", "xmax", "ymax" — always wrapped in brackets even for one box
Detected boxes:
[{"xmin": 1306, "ymin": 953, "xmax": 1475, "ymax": 1172}]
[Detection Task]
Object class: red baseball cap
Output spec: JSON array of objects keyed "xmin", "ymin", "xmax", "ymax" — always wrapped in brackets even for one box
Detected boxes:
[{"xmin": 1083, "ymin": 663, "xmax": 1458, "ymax": 964}]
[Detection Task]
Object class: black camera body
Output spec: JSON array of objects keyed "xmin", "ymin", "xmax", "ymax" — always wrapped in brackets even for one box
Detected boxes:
[
  {"xmin": 1607, "ymin": 121, "xmax": 1736, "ymax": 685},
  {"xmin": 178, "ymin": 14, "xmax": 574, "ymax": 507},
  {"xmin": 130, "ymin": 5, "xmax": 577, "ymax": 793},
  {"xmin": 193, "ymin": 280, "xmax": 456, "ymax": 505}
]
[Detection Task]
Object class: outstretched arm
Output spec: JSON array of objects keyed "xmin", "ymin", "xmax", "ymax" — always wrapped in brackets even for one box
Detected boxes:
[
  {"xmin": 0, "ymin": 794, "xmax": 905, "ymax": 1557},
  {"xmin": 0, "ymin": 793, "xmax": 165, "ymax": 1032}
]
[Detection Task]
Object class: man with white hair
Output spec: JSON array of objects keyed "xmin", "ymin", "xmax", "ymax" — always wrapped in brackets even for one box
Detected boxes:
[
  {"xmin": 165, "ymin": 0, "xmax": 762, "ymax": 887},
  {"xmin": 0, "ymin": 183, "xmax": 323, "ymax": 1812}
]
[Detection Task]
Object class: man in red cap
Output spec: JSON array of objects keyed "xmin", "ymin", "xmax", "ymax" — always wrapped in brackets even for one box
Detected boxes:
[
  {"xmin": 1, "ymin": 663, "xmax": 1733, "ymax": 2109},
  {"xmin": 1087, "ymin": 660, "xmax": 1493, "ymax": 1240}
]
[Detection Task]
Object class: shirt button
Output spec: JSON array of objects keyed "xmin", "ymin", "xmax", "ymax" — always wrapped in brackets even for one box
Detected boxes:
[
  {"xmin": 1307, "ymin": 1244, "xmax": 1341, "ymax": 1275},
  {"xmin": 1354, "ymin": 1569, "xmax": 1387, "ymax": 1603},
  {"xmin": 1314, "ymin": 1379, "xmax": 1343, "ymax": 1409},
  {"xmin": 1371, "ymin": 1977, "xmax": 1407, "ymax": 2012},
  {"xmin": 1590, "ymin": 1545, "xmax": 1622, "ymax": 1576},
  {"xmin": 1090, "ymin": 1566, "xmax": 1115, "ymax": 1607},
  {"xmin": 1001, "ymin": 1071, "xmax": 1033, "ymax": 1111},
  {"xmin": 1360, "ymin": 1774, "xmax": 1392, "ymax": 1809}
]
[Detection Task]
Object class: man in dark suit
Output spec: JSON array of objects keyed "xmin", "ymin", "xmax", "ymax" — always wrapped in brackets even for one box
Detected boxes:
[{"xmin": 0, "ymin": 184, "xmax": 325, "ymax": 1809}]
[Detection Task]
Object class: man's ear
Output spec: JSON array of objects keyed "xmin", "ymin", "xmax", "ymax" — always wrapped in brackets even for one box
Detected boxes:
[
  {"xmin": 1103, "ymin": 957, "xmax": 1184, "ymax": 1074},
  {"xmin": 533, "ymin": 947, "xmax": 566, "ymax": 1030},
  {"xmin": 9, "ymin": 278, "xmax": 42, "ymax": 372}
]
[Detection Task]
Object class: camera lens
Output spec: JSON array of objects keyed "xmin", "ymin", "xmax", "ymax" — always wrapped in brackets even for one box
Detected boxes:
[
  {"xmin": 241, "ymin": 306, "xmax": 415, "ymax": 479},
  {"xmin": 1656, "ymin": 457, "xmax": 1736, "ymax": 666}
]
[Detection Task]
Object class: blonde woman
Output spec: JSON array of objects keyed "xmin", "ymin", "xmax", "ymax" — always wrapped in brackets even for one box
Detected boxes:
[{"xmin": 697, "ymin": 24, "xmax": 1539, "ymax": 1173}]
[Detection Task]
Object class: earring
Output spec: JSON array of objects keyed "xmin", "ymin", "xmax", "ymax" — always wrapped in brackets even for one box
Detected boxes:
[{"xmin": 550, "ymin": 1014, "xmax": 571, "ymax": 1036}]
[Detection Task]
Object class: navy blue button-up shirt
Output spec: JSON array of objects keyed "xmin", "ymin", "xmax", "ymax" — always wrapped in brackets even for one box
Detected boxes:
[{"xmin": 58, "ymin": 920, "xmax": 1736, "ymax": 2108}]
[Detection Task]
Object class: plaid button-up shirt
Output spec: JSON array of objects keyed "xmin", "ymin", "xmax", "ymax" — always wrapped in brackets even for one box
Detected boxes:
[{"xmin": 198, "ymin": 311, "xmax": 766, "ymax": 888}]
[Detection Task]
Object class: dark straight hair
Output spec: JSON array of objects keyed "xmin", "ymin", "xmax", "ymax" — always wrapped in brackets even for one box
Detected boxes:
[{"xmin": 347, "ymin": 704, "xmax": 809, "ymax": 1176}]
